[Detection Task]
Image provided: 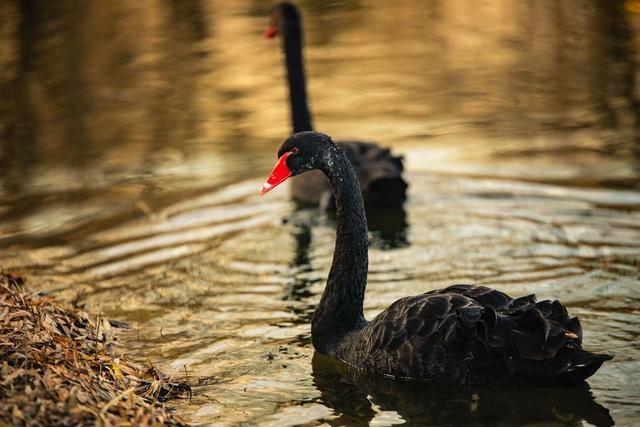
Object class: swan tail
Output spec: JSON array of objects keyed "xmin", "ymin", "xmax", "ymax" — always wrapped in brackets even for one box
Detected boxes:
[
  {"xmin": 555, "ymin": 351, "xmax": 613, "ymax": 385},
  {"xmin": 471, "ymin": 296, "xmax": 612, "ymax": 386}
]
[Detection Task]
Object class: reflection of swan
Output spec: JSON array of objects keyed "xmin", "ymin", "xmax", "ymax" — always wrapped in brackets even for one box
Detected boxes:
[
  {"xmin": 284, "ymin": 204, "xmax": 407, "ymax": 312},
  {"xmin": 284, "ymin": 209, "xmax": 315, "ymax": 304},
  {"xmin": 325, "ymin": 204, "xmax": 409, "ymax": 249},
  {"xmin": 362, "ymin": 207, "xmax": 409, "ymax": 249},
  {"xmin": 312, "ymin": 352, "xmax": 614, "ymax": 427}
]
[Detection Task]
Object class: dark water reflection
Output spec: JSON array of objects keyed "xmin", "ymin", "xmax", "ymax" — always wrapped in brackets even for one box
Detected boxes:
[
  {"xmin": 1, "ymin": 0, "xmax": 639, "ymax": 425},
  {"xmin": 312, "ymin": 353, "xmax": 614, "ymax": 427}
]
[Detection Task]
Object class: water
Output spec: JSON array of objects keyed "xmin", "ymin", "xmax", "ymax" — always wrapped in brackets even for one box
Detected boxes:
[{"xmin": 1, "ymin": 0, "xmax": 639, "ymax": 425}]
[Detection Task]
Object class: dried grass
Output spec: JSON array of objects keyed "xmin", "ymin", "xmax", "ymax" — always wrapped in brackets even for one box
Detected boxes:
[{"xmin": 0, "ymin": 273, "xmax": 190, "ymax": 426}]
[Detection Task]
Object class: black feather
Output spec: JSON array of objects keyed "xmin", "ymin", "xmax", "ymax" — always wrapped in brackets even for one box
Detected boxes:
[{"xmin": 332, "ymin": 285, "xmax": 611, "ymax": 385}]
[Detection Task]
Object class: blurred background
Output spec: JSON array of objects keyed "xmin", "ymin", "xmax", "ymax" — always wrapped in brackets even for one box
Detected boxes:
[{"xmin": 0, "ymin": 1, "xmax": 639, "ymax": 425}]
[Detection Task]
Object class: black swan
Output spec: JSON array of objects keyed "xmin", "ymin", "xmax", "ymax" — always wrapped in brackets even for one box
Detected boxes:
[
  {"xmin": 261, "ymin": 131, "xmax": 612, "ymax": 386},
  {"xmin": 266, "ymin": 1, "xmax": 407, "ymax": 209}
]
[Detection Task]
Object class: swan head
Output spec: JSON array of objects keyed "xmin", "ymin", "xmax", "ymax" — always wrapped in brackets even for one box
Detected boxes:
[
  {"xmin": 261, "ymin": 131, "xmax": 336, "ymax": 195},
  {"xmin": 265, "ymin": 1, "xmax": 301, "ymax": 39}
]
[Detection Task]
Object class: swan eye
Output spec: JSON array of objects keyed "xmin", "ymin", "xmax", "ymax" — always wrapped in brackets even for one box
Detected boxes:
[{"xmin": 290, "ymin": 147, "xmax": 299, "ymax": 154}]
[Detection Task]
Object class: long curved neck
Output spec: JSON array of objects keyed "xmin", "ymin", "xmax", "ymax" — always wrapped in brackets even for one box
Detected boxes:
[
  {"xmin": 282, "ymin": 18, "xmax": 313, "ymax": 133},
  {"xmin": 312, "ymin": 146, "xmax": 368, "ymax": 354}
]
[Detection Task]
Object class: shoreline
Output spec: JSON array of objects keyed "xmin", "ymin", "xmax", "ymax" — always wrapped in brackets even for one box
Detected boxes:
[{"xmin": 0, "ymin": 273, "xmax": 190, "ymax": 426}]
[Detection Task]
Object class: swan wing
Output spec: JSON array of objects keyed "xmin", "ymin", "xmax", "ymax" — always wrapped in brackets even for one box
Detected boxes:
[{"xmin": 339, "ymin": 285, "xmax": 610, "ymax": 385}]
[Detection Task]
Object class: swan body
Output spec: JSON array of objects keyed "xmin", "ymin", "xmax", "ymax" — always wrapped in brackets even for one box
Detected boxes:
[
  {"xmin": 261, "ymin": 131, "xmax": 611, "ymax": 386},
  {"xmin": 330, "ymin": 284, "xmax": 610, "ymax": 386}
]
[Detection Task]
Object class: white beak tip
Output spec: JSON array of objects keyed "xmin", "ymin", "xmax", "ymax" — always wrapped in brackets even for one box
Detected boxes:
[{"xmin": 260, "ymin": 182, "xmax": 272, "ymax": 195}]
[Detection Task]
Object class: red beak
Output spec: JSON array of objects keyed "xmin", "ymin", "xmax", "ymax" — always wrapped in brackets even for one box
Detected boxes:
[
  {"xmin": 264, "ymin": 23, "xmax": 278, "ymax": 38},
  {"xmin": 260, "ymin": 152, "xmax": 292, "ymax": 195}
]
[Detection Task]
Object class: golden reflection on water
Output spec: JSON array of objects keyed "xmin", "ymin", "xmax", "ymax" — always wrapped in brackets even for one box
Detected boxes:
[{"xmin": 1, "ymin": 0, "xmax": 639, "ymax": 425}]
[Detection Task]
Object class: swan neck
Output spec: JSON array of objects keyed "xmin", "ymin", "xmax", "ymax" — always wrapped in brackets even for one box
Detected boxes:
[
  {"xmin": 312, "ymin": 147, "xmax": 368, "ymax": 353},
  {"xmin": 282, "ymin": 16, "xmax": 313, "ymax": 133}
]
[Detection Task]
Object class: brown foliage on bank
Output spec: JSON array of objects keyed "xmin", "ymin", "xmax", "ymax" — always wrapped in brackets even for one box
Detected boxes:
[{"xmin": 0, "ymin": 273, "xmax": 190, "ymax": 426}]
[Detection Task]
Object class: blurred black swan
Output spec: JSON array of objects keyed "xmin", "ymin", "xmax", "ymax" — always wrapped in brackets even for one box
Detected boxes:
[
  {"xmin": 261, "ymin": 131, "xmax": 611, "ymax": 386},
  {"xmin": 266, "ymin": 2, "xmax": 407, "ymax": 209}
]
